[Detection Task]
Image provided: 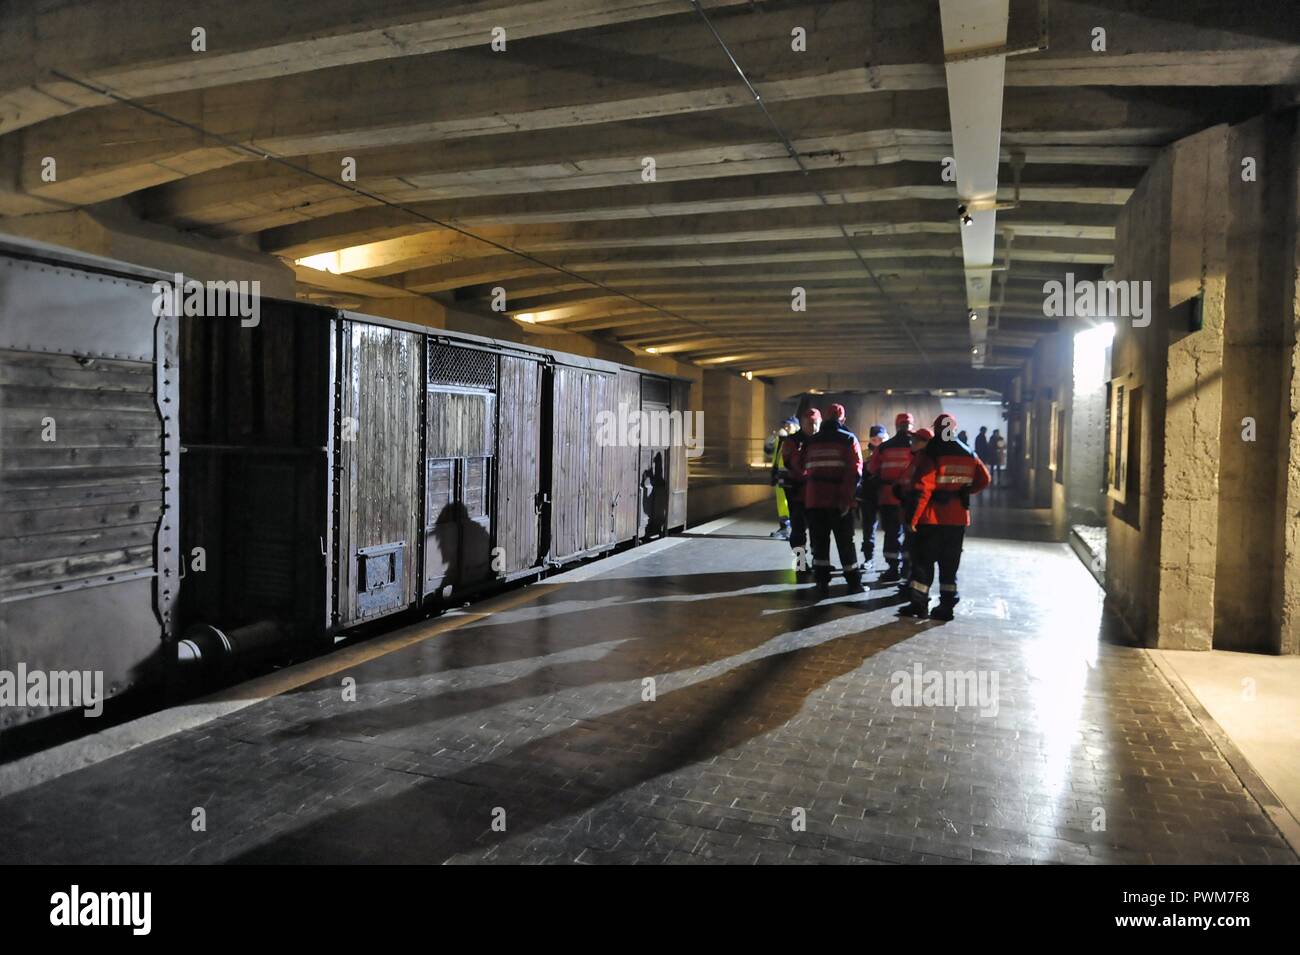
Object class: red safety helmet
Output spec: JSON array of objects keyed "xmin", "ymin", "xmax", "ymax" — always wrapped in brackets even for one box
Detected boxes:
[{"xmin": 895, "ymin": 412, "xmax": 914, "ymax": 427}]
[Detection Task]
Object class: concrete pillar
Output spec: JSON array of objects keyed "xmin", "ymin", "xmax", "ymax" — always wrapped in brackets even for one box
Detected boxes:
[
  {"xmin": 1155, "ymin": 126, "xmax": 1228, "ymax": 651},
  {"xmin": 1105, "ymin": 148, "xmax": 1172, "ymax": 644},
  {"xmin": 1065, "ymin": 325, "xmax": 1108, "ymax": 526},
  {"xmin": 701, "ymin": 369, "xmax": 770, "ymax": 471},
  {"xmin": 1267, "ymin": 111, "xmax": 1300, "ymax": 656},
  {"xmin": 1107, "ymin": 112, "xmax": 1300, "ymax": 653},
  {"xmin": 1215, "ymin": 113, "xmax": 1293, "ymax": 650}
]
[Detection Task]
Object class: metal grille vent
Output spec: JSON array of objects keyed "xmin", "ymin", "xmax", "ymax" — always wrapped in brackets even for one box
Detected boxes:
[
  {"xmin": 641, "ymin": 376, "xmax": 671, "ymax": 406},
  {"xmin": 429, "ymin": 345, "xmax": 496, "ymax": 390}
]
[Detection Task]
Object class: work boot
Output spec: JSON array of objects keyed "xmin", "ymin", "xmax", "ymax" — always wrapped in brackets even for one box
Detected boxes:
[
  {"xmin": 845, "ymin": 572, "xmax": 865, "ymax": 595},
  {"xmin": 879, "ymin": 561, "xmax": 901, "ymax": 583},
  {"xmin": 929, "ymin": 597, "xmax": 959, "ymax": 621},
  {"xmin": 811, "ymin": 570, "xmax": 830, "ymax": 599},
  {"xmin": 897, "ymin": 596, "xmax": 928, "ymax": 617}
]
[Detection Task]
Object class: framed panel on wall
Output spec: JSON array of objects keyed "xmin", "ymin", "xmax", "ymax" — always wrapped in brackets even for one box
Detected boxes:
[
  {"xmin": 1049, "ymin": 401, "xmax": 1065, "ymax": 482},
  {"xmin": 1107, "ymin": 380, "xmax": 1128, "ymax": 504}
]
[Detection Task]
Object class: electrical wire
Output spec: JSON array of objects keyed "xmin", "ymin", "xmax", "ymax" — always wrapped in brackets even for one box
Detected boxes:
[{"xmin": 686, "ymin": 0, "xmax": 935, "ymax": 370}]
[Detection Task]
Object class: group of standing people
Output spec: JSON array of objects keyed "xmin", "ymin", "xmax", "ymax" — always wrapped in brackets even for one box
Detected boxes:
[
  {"xmin": 771, "ymin": 404, "xmax": 991, "ymax": 620},
  {"xmin": 972, "ymin": 425, "xmax": 1007, "ymax": 487}
]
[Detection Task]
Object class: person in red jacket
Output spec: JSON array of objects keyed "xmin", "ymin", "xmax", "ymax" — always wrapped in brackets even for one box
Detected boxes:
[
  {"xmin": 798, "ymin": 403, "xmax": 864, "ymax": 597},
  {"xmin": 856, "ymin": 423, "xmax": 888, "ymax": 569},
  {"xmin": 899, "ymin": 413, "xmax": 991, "ymax": 620},
  {"xmin": 779, "ymin": 407, "xmax": 821, "ymax": 576},
  {"xmin": 891, "ymin": 427, "xmax": 932, "ymax": 592},
  {"xmin": 866, "ymin": 412, "xmax": 916, "ymax": 582}
]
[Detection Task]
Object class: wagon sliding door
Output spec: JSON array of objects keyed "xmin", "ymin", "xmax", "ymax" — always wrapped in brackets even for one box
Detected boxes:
[
  {"xmin": 495, "ymin": 354, "xmax": 543, "ymax": 576},
  {"xmin": 668, "ymin": 379, "xmax": 690, "ymax": 530},
  {"xmin": 638, "ymin": 376, "xmax": 671, "ymax": 539},
  {"xmin": 614, "ymin": 370, "xmax": 641, "ymax": 544},
  {"xmin": 550, "ymin": 364, "xmax": 616, "ymax": 563},
  {"xmin": 423, "ymin": 343, "xmax": 497, "ymax": 597},
  {"xmin": 336, "ymin": 321, "xmax": 421, "ymax": 627}
]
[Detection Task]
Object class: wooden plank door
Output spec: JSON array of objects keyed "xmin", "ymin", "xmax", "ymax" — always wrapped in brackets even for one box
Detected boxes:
[
  {"xmin": 669, "ymin": 379, "xmax": 690, "ymax": 529},
  {"xmin": 495, "ymin": 355, "xmax": 542, "ymax": 575},
  {"xmin": 337, "ymin": 321, "xmax": 421, "ymax": 626}
]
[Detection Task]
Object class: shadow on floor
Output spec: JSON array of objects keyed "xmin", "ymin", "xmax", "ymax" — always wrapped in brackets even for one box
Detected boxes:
[
  {"xmin": 274, "ymin": 569, "xmax": 919, "ymax": 746},
  {"xmin": 233, "ymin": 618, "xmax": 923, "ymax": 864}
]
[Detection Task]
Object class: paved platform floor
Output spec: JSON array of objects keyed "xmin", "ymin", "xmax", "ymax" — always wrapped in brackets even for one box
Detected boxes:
[
  {"xmin": 1150, "ymin": 647, "xmax": 1300, "ymax": 841},
  {"xmin": 0, "ymin": 505, "xmax": 1295, "ymax": 865}
]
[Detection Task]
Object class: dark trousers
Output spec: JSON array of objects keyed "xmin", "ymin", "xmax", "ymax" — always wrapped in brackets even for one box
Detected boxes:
[
  {"xmin": 858, "ymin": 496, "xmax": 878, "ymax": 559},
  {"xmin": 899, "ymin": 499, "xmax": 917, "ymax": 573},
  {"xmin": 907, "ymin": 524, "xmax": 967, "ymax": 603},
  {"xmin": 807, "ymin": 508, "xmax": 860, "ymax": 584},
  {"xmin": 879, "ymin": 504, "xmax": 912, "ymax": 571},
  {"xmin": 788, "ymin": 499, "xmax": 807, "ymax": 551}
]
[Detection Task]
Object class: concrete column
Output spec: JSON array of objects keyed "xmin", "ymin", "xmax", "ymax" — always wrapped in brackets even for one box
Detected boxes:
[
  {"xmin": 1107, "ymin": 113, "xmax": 1300, "ymax": 653},
  {"xmin": 1105, "ymin": 148, "xmax": 1172, "ymax": 644},
  {"xmin": 1065, "ymin": 325, "xmax": 1108, "ymax": 526},
  {"xmin": 1215, "ymin": 113, "xmax": 1293, "ymax": 650},
  {"xmin": 701, "ymin": 369, "xmax": 771, "ymax": 471},
  {"xmin": 1268, "ymin": 112, "xmax": 1300, "ymax": 656},
  {"xmin": 1154, "ymin": 125, "xmax": 1228, "ymax": 651}
]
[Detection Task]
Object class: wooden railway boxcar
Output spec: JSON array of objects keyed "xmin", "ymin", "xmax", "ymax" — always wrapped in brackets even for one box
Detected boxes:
[
  {"xmin": 183, "ymin": 305, "xmax": 691, "ymax": 646},
  {"xmin": 0, "ymin": 239, "xmax": 180, "ymax": 729},
  {"xmin": 0, "ymin": 237, "xmax": 691, "ymax": 730}
]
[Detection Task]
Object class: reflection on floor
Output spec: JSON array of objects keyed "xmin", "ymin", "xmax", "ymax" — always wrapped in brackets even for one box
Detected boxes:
[{"xmin": 0, "ymin": 504, "xmax": 1293, "ymax": 864}]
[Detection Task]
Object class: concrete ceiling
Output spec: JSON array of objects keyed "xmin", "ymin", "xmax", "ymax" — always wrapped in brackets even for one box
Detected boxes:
[{"xmin": 1, "ymin": 0, "xmax": 1297, "ymax": 380}]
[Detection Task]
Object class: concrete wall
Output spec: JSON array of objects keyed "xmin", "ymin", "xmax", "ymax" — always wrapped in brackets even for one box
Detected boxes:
[
  {"xmin": 1065, "ymin": 350, "xmax": 1109, "ymax": 526},
  {"xmin": 686, "ymin": 370, "xmax": 779, "ymax": 525},
  {"xmin": 700, "ymin": 370, "xmax": 775, "ymax": 469},
  {"xmin": 944, "ymin": 399, "xmax": 1005, "ymax": 444},
  {"xmin": 1104, "ymin": 142, "xmax": 1172, "ymax": 645},
  {"xmin": 1005, "ymin": 330, "xmax": 1072, "ymax": 537},
  {"xmin": 1215, "ymin": 114, "xmax": 1293, "ymax": 650},
  {"xmin": 1104, "ymin": 110, "xmax": 1300, "ymax": 654},
  {"xmin": 686, "ymin": 482, "xmax": 771, "ymax": 526}
]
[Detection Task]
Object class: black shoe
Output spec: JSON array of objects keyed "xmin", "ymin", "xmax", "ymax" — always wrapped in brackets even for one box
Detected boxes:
[
  {"xmin": 929, "ymin": 602, "xmax": 956, "ymax": 621},
  {"xmin": 812, "ymin": 580, "xmax": 830, "ymax": 599},
  {"xmin": 879, "ymin": 564, "xmax": 901, "ymax": 583},
  {"xmin": 897, "ymin": 600, "xmax": 928, "ymax": 617},
  {"xmin": 845, "ymin": 577, "xmax": 865, "ymax": 595}
]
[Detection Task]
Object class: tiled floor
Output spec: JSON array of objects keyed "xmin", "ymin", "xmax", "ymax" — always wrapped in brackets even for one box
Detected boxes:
[{"xmin": 0, "ymin": 505, "xmax": 1293, "ymax": 864}]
